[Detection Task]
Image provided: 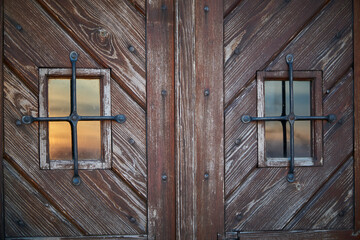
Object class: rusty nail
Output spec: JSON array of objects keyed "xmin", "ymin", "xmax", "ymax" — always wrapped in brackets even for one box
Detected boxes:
[
  {"xmin": 129, "ymin": 138, "xmax": 135, "ymax": 145},
  {"xmin": 204, "ymin": 6, "xmax": 209, "ymax": 12},
  {"xmin": 161, "ymin": 90, "xmax": 167, "ymax": 96},
  {"xmin": 204, "ymin": 89, "xmax": 210, "ymax": 96},
  {"xmin": 162, "ymin": 174, "xmax": 167, "ymax": 181},
  {"xmin": 128, "ymin": 45, "xmax": 135, "ymax": 52},
  {"xmin": 204, "ymin": 173, "xmax": 209, "ymax": 180},
  {"xmin": 235, "ymin": 138, "xmax": 241, "ymax": 145}
]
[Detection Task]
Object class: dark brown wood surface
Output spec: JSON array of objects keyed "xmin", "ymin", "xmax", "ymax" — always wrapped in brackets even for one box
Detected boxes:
[
  {"xmin": 176, "ymin": 0, "xmax": 224, "ymax": 239},
  {"xmin": 0, "ymin": 0, "xmax": 4, "ymax": 238},
  {"xmin": 238, "ymin": 230, "xmax": 359, "ymax": 240},
  {"xmin": 354, "ymin": 0, "xmax": 360, "ymax": 234},
  {"xmin": 38, "ymin": 0, "xmax": 146, "ymax": 109},
  {"xmin": 146, "ymin": 0, "xmax": 176, "ymax": 239},
  {"xmin": 224, "ymin": 0, "xmax": 355, "ymax": 234},
  {"xmin": 3, "ymin": 0, "xmax": 147, "ymax": 237}
]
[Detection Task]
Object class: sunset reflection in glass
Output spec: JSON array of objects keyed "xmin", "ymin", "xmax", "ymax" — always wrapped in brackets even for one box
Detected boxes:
[
  {"xmin": 48, "ymin": 78, "xmax": 101, "ymax": 160},
  {"xmin": 265, "ymin": 80, "xmax": 311, "ymax": 158}
]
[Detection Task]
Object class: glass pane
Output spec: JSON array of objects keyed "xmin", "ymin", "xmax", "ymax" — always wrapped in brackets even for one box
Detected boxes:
[
  {"xmin": 265, "ymin": 80, "xmax": 311, "ymax": 158},
  {"xmin": 48, "ymin": 78, "xmax": 101, "ymax": 160}
]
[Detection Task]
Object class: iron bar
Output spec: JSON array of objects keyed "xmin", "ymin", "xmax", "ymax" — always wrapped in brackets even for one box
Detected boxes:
[
  {"xmin": 281, "ymin": 80, "xmax": 287, "ymax": 158},
  {"xmin": 241, "ymin": 54, "xmax": 336, "ymax": 183},
  {"xmin": 18, "ymin": 51, "xmax": 126, "ymax": 186}
]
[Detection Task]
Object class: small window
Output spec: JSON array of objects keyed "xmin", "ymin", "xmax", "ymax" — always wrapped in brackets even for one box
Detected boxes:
[
  {"xmin": 39, "ymin": 68, "xmax": 111, "ymax": 170},
  {"xmin": 257, "ymin": 71, "xmax": 323, "ymax": 167}
]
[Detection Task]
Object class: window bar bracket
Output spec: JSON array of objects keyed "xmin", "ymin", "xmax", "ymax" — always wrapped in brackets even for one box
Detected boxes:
[
  {"xmin": 241, "ymin": 54, "xmax": 336, "ymax": 183},
  {"xmin": 17, "ymin": 51, "xmax": 126, "ymax": 186}
]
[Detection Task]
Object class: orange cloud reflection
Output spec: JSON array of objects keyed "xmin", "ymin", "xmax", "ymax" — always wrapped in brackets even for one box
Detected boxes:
[{"xmin": 48, "ymin": 78, "xmax": 101, "ymax": 160}]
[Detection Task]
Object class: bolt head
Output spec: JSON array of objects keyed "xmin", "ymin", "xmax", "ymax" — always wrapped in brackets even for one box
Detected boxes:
[
  {"xmin": 287, "ymin": 173, "xmax": 295, "ymax": 183},
  {"xmin": 70, "ymin": 51, "xmax": 78, "ymax": 61},
  {"xmin": 204, "ymin": 89, "xmax": 210, "ymax": 96},
  {"xmin": 241, "ymin": 115, "xmax": 251, "ymax": 123},
  {"xmin": 204, "ymin": 173, "xmax": 209, "ymax": 179},
  {"xmin": 72, "ymin": 176, "xmax": 81, "ymax": 186},
  {"xmin": 115, "ymin": 114, "xmax": 126, "ymax": 124},
  {"xmin": 286, "ymin": 54, "xmax": 293, "ymax": 63},
  {"xmin": 162, "ymin": 174, "xmax": 167, "ymax": 181},
  {"xmin": 204, "ymin": 6, "xmax": 209, "ymax": 12},
  {"xmin": 128, "ymin": 46, "xmax": 135, "ymax": 52}
]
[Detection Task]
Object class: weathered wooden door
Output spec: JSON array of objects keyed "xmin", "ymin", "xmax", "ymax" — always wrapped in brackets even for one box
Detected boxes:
[
  {"xmin": 2, "ymin": 0, "xmax": 148, "ymax": 238},
  {"xmin": 1, "ymin": 0, "xmax": 360, "ymax": 239},
  {"xmin": 223, "ymin": 0, "xmax": 359, "ymax": 238}
]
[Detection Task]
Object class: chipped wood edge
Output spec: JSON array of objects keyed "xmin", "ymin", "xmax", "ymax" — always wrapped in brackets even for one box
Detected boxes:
[
  {"xmin": 38, "ymin": 68, "xmax": 112, "ymax": 170},
  {"xmin": 354, "ymin": 0, "xmax": 360, "ymax": 233},
  {"xmin": 0, "ymin": 0, "xmax": 4, "ymax": 237}
]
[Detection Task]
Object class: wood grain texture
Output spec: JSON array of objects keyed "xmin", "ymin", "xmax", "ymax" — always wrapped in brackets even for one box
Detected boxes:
[
  {"xmin": 38, "ymin": 0, "xmax": 146, "ymax": 109},
  {"xmin": 147, "ymin": 0, "xmax": 176, "ymax": 239},
  {"xmin": 224, "ymin": 0, "xmax": 242, "ymax": 18},
  {"xmin": 111, "ymin": 79, "xmax": 147, "ymax": 200},
  {"xmin": 266, "ymin": 0, "xmax": 353, "ymax": 95},
  {"xmin": 194, "ymin": 0, "xmax": 224, "ymax": 238},
  {"xmin": 354, "ymin": 0, "xmax": 360, "ymax": 234},
  {"xmin": 8, "ymin": 236, "xmax": 147, "ymax": 240},
  {"xmin": 127, "ymin": 0, "xmax": 145, "ymax": 16},
  {"xmin": 176, "ymin": 0, "xmax": 224, "ymax": 239},
  {"xmin": 4, "ymin": 160, "xmax": 81, "ymax": 237},
  {"xmin": 4, "ymin": 0, "xmax": 99, "ymax": 95},
  {"xmin": 237, "ymin": 230, "xmax": 359, "ymax": 240},
  {"xmin": 225, "ymin": 81, "xmax": 257, "ymax": 197},
  {"xmin": 4, "ymin": 65, "xmax": 146, "ymax": 236},
  {"xmin": 176, "ymin": 0, "xmax": 197, "ymax": 238},
  {"xmin": 284, "ymin": 157, "xmax": 353, "ymax": 230},
  {"xmin": 225, "ymin": 67, "xmax": 354, "ymax": 231},
  {"xmin": 0, "ymin": 0, "xmax": 4, "ymax": 237},
  {"xmin": 224, "ymin": 0, "xmax": 327, "ymax": 106}
]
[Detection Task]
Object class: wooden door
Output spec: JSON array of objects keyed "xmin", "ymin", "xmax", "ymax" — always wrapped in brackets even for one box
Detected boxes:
[
  {"xmin": 223, "ymin": 0, "xmax": 359, "ymax": 238},
  {"xmin": 1, "ymin": 0, "xmax": 147, "ymax": 238},
  {"xmin": 1, "ymin": 0, "xmax": 360, "ymax": 239}
]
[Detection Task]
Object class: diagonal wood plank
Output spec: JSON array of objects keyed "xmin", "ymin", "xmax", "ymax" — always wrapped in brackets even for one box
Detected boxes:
[
  {"xmin": 111, "ymin": 78, "xmax": 147, "ymax": 200},
  {"xmin": 38, "ymin": 0, "xmax": 146, "ymax": 108},
  {"xmin": 266, "ymin": 0, "xmax": 353, "ymax": 95},
  {"xmin": 225, "ymin": 69, "xmax": 353, "ymax": 231},
  {"xmin": 127, "ymin": 0, "xmax": 145, "ymax": 16},
  {"xmin": 224, "ymin": 0, "xmax": 327, "ymax": 106},
  {"xmin": 225, "ymin": 80, "xmax": 257, "ymax": 197},
  {"xmin": 284, "ymin": 157, "xmax": 353, "ymax": 230},
  {"xmin": 224, "ymin": 0, "xmax": 242, "ymax": 18},
  {"xmin": 4, "ymin": 65, "xmax": 146, "ymax": 235},
  {"xmin": 3, "ymin": 0, "xmax": 99, "ymax": 95},
  {"xmin": 4, "ymin": 160, "xmax": 82, "ymax": 237}
]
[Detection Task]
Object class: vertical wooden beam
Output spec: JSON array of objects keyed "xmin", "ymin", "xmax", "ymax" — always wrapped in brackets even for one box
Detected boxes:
[
  {"xmin": 176, "ymin": 0, "xmax": 197, "ymax": 238},
  {"xmin": 176, "ymin": 0, "xmax": 224, "ymax": 239},
  {"xmin": 147, "ymin": 0, "xmax": 176, "ymax": 239},
  {"xmin": 0, "ymin": 0, "xmax": 4, "ymax": 237},
  {"xmin": 354, "ymin": 0, "xmax": 360, "ymax": 234}
]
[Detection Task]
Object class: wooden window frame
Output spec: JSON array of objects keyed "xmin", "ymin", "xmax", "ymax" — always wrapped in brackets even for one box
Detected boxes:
[
  {"xmin": 38, "ymin": 68, "xmax": 112, "ymax": 170},
  {"xmin": 257, "ymin": 70, "xmax": 323, "ymax": 168}
]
